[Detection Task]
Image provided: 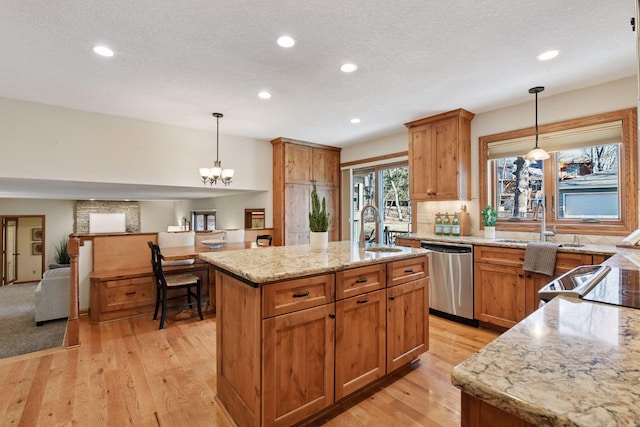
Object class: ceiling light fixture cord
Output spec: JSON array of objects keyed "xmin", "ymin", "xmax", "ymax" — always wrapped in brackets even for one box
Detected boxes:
[{"xmin": 525, "ymin": 86, "xmax": 550, "ymax": 161}]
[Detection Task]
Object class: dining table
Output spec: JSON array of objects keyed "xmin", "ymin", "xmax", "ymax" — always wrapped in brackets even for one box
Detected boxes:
[{"xmin": 160, "ymin": 241, "xmax": 257, "ymax": 261}]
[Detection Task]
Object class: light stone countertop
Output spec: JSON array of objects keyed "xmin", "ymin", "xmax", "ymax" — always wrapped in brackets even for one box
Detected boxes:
[
  {"xmin": 397, "ymin": 233, "xmax": 618, "ymax": 255},
  {"xmin": 198, "ymin": 240, "xmax": 427, "ymax": 285},
  {"xmin": 451, "ymin": 296, "xmax": 640, "ymax": 426}
]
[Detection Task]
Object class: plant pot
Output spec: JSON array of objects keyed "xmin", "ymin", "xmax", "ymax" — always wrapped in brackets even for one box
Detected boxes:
[
  {"xmin": 309, "ymin": 231, "xmax": 329, "ymax": 251},
  {"xmin": 484, "ymin": 226, "xmax": 496, "ymax": 239}
]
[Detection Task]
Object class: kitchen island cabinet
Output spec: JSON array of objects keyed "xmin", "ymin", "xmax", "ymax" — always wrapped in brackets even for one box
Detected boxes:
[{"xmin": 200, "ymin": 241, "xmax": 428, "ymax": 427}]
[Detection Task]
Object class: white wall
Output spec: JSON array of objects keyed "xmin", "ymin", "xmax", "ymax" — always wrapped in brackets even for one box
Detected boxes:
[{"xmin": 0, "ymin": 96, "xmax": 272, "ymax": 193}]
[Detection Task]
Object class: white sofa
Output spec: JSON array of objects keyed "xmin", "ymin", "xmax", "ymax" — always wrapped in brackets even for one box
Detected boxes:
[{"xmin": 35, "ymin": 267, "xmax": 70, "ymax": 326}]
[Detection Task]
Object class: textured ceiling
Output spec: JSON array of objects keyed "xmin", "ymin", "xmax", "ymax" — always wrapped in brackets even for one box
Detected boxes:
[{"xmin": 0, "ymin": 0, "xmax": 637, "ymax": 199}]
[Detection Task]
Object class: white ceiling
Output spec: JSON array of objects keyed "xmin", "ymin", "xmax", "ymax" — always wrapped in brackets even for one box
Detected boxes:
[{"xmin": 1, "ymin": 0, "xmax": 637, "ymax": 200}]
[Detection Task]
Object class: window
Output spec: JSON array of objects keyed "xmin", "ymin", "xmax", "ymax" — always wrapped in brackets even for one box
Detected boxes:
[{"xmin": 480, "ymin": 108, "xmax": 637, "ymax": 235}]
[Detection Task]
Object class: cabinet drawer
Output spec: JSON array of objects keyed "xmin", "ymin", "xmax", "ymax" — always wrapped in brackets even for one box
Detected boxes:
[
  {"xmin": 555, "ymin": 252, "xmax": 593, "ymax": 272},
  {"xmin": 474, "ymin": 246, "xmax": 525, "ymax": 267},
  {"xmin": 102, "ymin": 277, "xmax": 155, "ymax": 312},
  {"xmin": 262, "ymin": 274, "xmax": 335, "ymax": 318},
  {"xmin": 387, "ymin": 257, "xmax": 428, "ymax": 287},
  {"xmin": 336, "ymin": 264, "xmax": 386, "ymax": 300}
]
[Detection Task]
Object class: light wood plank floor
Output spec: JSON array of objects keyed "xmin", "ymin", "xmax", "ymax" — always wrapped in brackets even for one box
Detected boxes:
[{"xmin": 0, "ymin": 313, "xmax": 499, "ymax": 426}]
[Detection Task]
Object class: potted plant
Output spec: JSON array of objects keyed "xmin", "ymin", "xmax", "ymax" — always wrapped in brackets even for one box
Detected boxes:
[
  {"xmin": 481, "ymin": 205, "xmax": 498, "ymax": 239},
  {"xmin": 309, "ymin": 183, "xmax": 330, "ymax": 251},
  {"xmin": 49, "ymin": 236, "xmax": 71, "ymax": 269}
]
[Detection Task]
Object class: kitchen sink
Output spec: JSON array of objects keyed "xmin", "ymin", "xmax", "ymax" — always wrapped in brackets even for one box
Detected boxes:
[
  {"xmin": 495, "ymin": 239, "xmax": 529, "ymax": 244},
  {"xmin": 364, "ymin": 246, "xmax": 404, "ymax": 253},
  {"xmin": 558, "ymin": 243, "xmax": 585, "ymax": 248}
]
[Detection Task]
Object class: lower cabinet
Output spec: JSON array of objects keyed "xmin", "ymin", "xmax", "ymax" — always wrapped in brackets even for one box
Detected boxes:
[
  {"xmin": 216, "ymin": 256, "xmax": 429, "ymax": 427},
  {"xmin": 262, "ymin": 304, "xmax": 335, "ymax": 427},
  {"xmin": 335, "ymin": 289, "xmax": 386, "ymax": 400},
  {"xmin": 387, "ymin": 278, "xmax": 429, "ymax": 372},
  {"xmin": 474, "ymin": 246, "xmax": 593, "ymax": 329}
]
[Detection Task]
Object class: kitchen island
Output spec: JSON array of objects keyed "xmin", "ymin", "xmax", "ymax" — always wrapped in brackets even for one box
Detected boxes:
[
  {"xmin": 199, "ymin": 241, "xmax": 429, "ymax": 427},
  {"xmin": 451, "ymin": 249, "xmax": 640, "ymax": 426}
]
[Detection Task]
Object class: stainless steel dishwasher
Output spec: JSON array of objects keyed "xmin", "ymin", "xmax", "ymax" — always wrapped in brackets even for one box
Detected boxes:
[{"xmin": 421, "ymin": 241, "xmax": 477, "ymax": 326}]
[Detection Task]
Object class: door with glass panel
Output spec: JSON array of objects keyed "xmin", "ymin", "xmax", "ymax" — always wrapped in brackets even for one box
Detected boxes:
[{"xmin": 350, "ymin": 164, "xmax": 410, "ymax": 245}]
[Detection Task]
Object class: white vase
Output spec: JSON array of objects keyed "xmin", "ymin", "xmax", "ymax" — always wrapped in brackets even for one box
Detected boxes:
[
  {"xmin": 484, "ymin": 226, "xmax": 496, "ymax": 239},
  {"xmin": 309, "ymin": 231, "xmax": 329, "ymax": 251}
]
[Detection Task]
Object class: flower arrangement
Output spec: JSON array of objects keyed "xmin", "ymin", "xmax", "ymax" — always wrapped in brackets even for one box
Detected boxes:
[
  {"xmin": 481, "ymin": 205, "xmax": 498, "ymax": 227},
  {"xmin": 309, "ymin": 183, "xmax": 330, "ymax": 232}
]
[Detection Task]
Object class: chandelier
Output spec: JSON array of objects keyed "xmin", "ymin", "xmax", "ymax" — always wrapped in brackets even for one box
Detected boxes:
[{"xmin": 199, "ymin": 113, "xmax": 234, "ymax": 186}]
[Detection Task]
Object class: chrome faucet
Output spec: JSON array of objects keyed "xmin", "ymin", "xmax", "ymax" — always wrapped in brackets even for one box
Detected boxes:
[
  {"xmin": 360, "ymin": 204, "xmax": 379, "ymax": 247},
  {"xmin": 539, "ymin": 199, "xmax": 555, "ymax": 241}
]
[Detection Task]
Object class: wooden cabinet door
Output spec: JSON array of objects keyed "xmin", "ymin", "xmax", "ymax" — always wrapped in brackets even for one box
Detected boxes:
[
  {"xmin": 284, "ymin": 143, "xmax": 312, "ymax": 183},
  {"xmin": 262, "ymin": 304, "xmax": 335, "ymax": 427},
  {"xmin": 335, "ymin": 289, "xmax": 386, "ymax": 400},
  {"xmin": 408, "ymin": 124, "xmax": 434, "ymax": 200},
  {"xmin": 312, "ymin": 148, "xmax": 340, "ymax": 185},
  {"xmin": 284, "ymin": 183, "xmax": 311, "ymax": 245},
  {"xmin": 386, "ymin": 278, "xmax": 429, "ymax": 373},
  {"xmin": 474, "ymin": 263, "xmax": 525, "ymax": 328},
  {"xmin": 431, "ymin": 117, "xmax": 459, "ymax": 199},
  {"xmin": 315, "ymin": 184, "xmax": 339, "ymax": 241}
]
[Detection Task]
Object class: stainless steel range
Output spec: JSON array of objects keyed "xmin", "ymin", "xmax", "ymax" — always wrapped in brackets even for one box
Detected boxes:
[{"xmin": 539, "ymin": 264, "xmax": 640, "ymax": 310}]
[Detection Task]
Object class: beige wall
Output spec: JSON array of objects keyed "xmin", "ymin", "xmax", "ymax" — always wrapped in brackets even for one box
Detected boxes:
[{"xmin": 341, "ymin": 76, "xmax": 638, "ymax": 243}]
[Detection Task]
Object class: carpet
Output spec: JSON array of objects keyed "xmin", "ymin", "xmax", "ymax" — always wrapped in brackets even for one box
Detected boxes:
[{"xmin": 0, "ymin": 282, "xmax": 67, "ymax": 359}]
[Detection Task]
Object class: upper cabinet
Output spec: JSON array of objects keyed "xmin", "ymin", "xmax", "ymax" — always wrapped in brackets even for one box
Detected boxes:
[
  {"xmin": 272, "ymin": 138, "xmax": 341, "ymax": 246},
  {"xmin": 405, "ymin": 108, "xmax": 474, "ymax": 201}
]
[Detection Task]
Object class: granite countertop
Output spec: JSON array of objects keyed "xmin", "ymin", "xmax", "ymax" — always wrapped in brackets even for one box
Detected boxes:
[
  {"xmin": 397, "ymin": 233, "xmax": 618, "ymax": 255},
  {"xmin": 199, "ymin": 240, "xmax": 427, "ymax": 284},
  {"xmin": 452, "ymin": 296, "xmax": 640, "ymax": 426}
]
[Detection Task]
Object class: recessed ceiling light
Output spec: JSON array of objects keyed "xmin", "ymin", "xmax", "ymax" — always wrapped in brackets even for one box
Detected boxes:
[
  {"xmin": 340, "ymin": 63, "xmax": 358, "ymax": 73},
  {"xmin": 537, "ymin": 50, "xmax": 560, "ymax": 61},
  {"xmin": 277, "ymin": 36, "xmax": 295, "ymax": 48},
  {"xmin": 258, "ymin": 91, "xmax": 272, "ymax": 99},
  {"xmin": 350, "ymin": 118, "xmax": 361, "ymax": 124},
  {"xmin": 93, "ymin": 45, "xmax": 114, "ymax": 57}
]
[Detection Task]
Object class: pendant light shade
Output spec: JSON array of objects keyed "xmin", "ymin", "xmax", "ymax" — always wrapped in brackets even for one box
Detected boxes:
[
  {"xmin": 524, "ymin": 86, "xmax": 550, "ymax": 161},
  {"xmin": 200, "ymin": 113, "xmax": 234, "ymax": 186}
]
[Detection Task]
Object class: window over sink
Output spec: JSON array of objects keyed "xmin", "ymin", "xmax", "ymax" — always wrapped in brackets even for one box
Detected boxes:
[{"xmin": 479, "ymin": 108, "xmax": 637, "ymax": 235}]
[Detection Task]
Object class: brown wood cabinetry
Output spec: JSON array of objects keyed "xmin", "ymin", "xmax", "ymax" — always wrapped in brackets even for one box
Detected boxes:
[
  {"xmin": 395, "ymin": 237, "xmax": 421, "ymax": 248},
  {"xmin": 272, "ymin": 137, "xmax": 341, "ymax": 246},
  {"xmin": 405, "ymin": 109, "xmax": 474, "ymax": 201},
  {"xmin": 335, "ymin": 289, "xmax": 386, "ymax": 400},
  {"xmin": 216, "ymin": 255, "xmax": 429, "ymax": 427},
  {"xmin": 474, "ymin": 246, "xmax": 593, "ymax": 329}
]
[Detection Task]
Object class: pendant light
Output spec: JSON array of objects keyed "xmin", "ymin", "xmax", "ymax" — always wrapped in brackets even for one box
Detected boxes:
[
  {"xmin": 524, "ymin": 86, "xmax": 550, "ymax": 161},
  {"xmin": 199, "ymin": 113, "xmax": 234, "ymax": 186}
]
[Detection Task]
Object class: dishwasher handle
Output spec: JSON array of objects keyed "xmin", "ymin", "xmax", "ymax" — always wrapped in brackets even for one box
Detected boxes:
[{"xmin": 420, "ymin": 242, "xmax": 472, "ymax": 254}]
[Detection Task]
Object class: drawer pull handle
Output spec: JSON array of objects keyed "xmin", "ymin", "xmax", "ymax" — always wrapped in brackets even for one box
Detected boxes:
[
  {"xmin": 125, "ymin": 291, "xmax": 137, "ymax": 296},
  {"xmin": 404, "ymin": 269, "xmax": 414, "ymax": 273},
  {"xmin": 355, "ymin": 277, "xmax": 369, "ymax": 283},
  {"xmin": 357, "ymin": 298, "xmax": 369, "ymax": 304},
  {"xmin": 329, "ymin": 313, "xmax": 336, "ymax": 319},
  {"xmin": 389, "ymin": 295, "xmax": 396, "ymax": 300},
  {"xmin": 292, "ymin": 291, "xmax": 310, "ymax": 298},
  {"xmin": 518, "ymin": 257, "xmax": 525, "ymax": 261}
]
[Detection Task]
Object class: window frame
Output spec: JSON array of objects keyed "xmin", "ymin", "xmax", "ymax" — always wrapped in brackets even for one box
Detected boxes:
[{"xmin": 479, "ymin": 108, "xmax": 637, "ymax": 236}]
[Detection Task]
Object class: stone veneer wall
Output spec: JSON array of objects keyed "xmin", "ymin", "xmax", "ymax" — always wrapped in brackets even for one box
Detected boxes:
[{"xmin": 75, "ymin": 200, "xmax": 140, "ymax": 233}]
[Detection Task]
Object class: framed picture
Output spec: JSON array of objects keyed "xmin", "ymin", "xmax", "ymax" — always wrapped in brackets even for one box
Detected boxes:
[
  {"xmin": 32, "ymin": 228, "xmax": 43, "ymax": 241},
  {"xmin": 32, "ymin": 242, "xmax": 43, "ymax": 255}
]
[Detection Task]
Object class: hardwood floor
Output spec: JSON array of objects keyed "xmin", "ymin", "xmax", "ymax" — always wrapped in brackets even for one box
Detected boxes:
[{"xmin": 0, "ymin": 313, "xmax": 499, "ymax": 426}]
